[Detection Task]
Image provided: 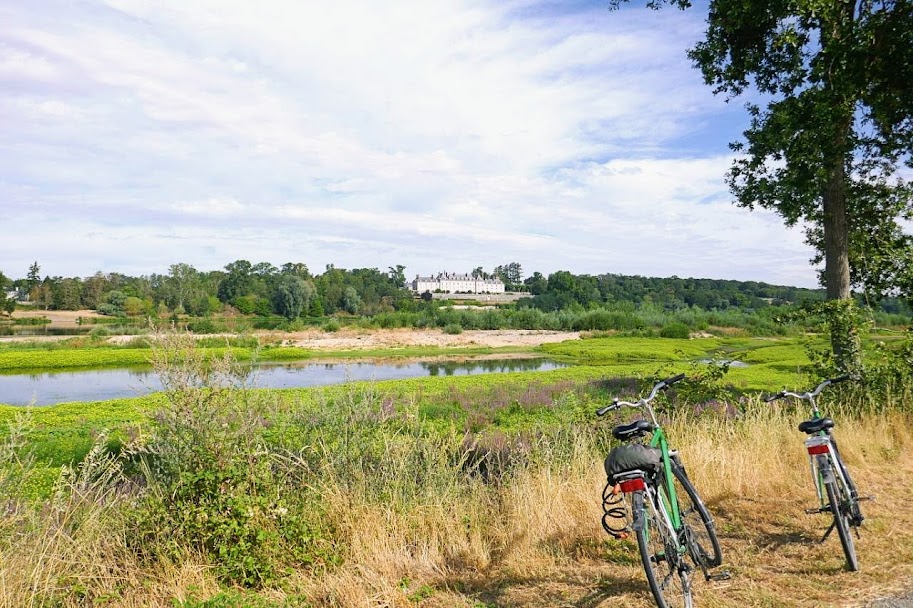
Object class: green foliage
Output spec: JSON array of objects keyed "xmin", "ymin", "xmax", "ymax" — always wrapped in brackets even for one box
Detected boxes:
[
  {"xmin": 855, "ymin": 332, "xmax": 913, "ymax": 410},
  {"xmin": 173, "ymin": 590, "xmax": 309, "ymax": 608},
  {"xmin": 129, "ymin": 335, "xmax": 335, "ymax": 587},
  {"xmin": 442, "ymin": 323, "xmax": 463, "ymax": 335},
  {"xmin": 670, "ymin": 354, "xmax": 738, "ymax": 408},
  {"xmin": 686, "ymin": 0, "xmax": 913, "ymax": 303},
  {"xmin": 660, "ymin": 322, "xmax": 691, "ymax": 339},
  {"xmin": 803, "ymin": 299, "xmax": 866, "ymax": 375},
  {"xmin": 0, "ymin": 413, "xmax": 44, "ymax": 502},
  {"xmin": 0, "ymin": 348, "xmax": 153, "ymax": 371},
  {"xmin": 11, "ymin": 316, "xmax": 51, "ymax": 325}
]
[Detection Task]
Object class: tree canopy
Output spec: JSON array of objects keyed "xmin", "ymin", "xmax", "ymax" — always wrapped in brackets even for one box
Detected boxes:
[{"xmin": 613, "ymin": 0, "xmax": 913, "ymax": 366}]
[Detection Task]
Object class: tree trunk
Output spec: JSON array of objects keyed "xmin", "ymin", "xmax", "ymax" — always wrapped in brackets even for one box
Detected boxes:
[
  {"xmin": 822, "ymin": 152, "xmax": 861, "ymax": 372},
  {"xmin": 823, "ymin": 160, "xmax": 851, "ymax": 301}
]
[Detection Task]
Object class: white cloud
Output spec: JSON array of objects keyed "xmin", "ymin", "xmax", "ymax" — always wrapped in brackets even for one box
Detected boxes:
[{"xmin": 0, "ymin": 0, "xmax": 822, "ymax": 287}]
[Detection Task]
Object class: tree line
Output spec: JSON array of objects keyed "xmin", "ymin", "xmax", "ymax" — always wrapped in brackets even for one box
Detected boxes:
[{"xmin": 0, "ymin": 261, "xmax": 909, "ymax": 321}]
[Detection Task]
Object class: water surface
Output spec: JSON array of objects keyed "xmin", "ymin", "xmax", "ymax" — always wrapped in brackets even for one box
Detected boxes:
[{"xmin": 0, "ymin": 358, "xmax": 568, "ymax": 406}]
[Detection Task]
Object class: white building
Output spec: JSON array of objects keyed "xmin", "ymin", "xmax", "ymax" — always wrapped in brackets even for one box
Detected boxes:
[{"xmin": 412, "ymin": 272, "xmax": 505, "ymax": 294}]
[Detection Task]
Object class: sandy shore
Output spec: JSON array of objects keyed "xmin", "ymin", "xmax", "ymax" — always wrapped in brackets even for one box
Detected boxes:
[
  {"xmin": 5, "ymin": 310, "xmax": 580, "ymax": 350},
  {"xmin": 263, "ymin": 327, "xmax": 581, "ymax": 350}
]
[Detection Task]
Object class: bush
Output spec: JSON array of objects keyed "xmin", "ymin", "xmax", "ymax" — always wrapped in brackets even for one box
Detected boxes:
[
  {"xmin": 443, "ymin": 323, "xmax": 463, "ymax": 335},
  {"xmin": 185, "ymin": 318, "xmax": 218, "ymax": 333},
  {"xmin": 129, "ymin": 333, "xmax": 334, "ymax": 587},
  {"xmin": 660, "ymin": 322, "xmax": 691, "ymax": 339}
]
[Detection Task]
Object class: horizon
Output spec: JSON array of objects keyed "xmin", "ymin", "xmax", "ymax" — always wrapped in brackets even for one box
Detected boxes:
[
  {"xmin": 2, "ymin": 0, "xmax": 820, "ymax": 288},
  {"xmin": 2, "ymin": 258, "xmax": 826, "ymax": 292}
]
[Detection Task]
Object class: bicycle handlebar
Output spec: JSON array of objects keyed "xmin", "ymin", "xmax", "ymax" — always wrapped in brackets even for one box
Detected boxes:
[
  {"xmin": 596, "ymin": 373, "xmax": 685, "ymax": 416},
  {"xmin": 764, "ymin": 374, "xmax": 854, "ymax": 403}
]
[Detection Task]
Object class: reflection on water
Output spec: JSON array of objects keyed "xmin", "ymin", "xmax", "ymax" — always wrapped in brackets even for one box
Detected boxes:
[
  {"xmin": 0, "ymin": 326, "xmax": 91, "ymax": 336},
  {"xmin": 697, "ymin": 358, "xmax": 750, "ymax": 368},
  {"xmin": 0, "ymin": 358, "xmax": 569, "ymax": 406}
]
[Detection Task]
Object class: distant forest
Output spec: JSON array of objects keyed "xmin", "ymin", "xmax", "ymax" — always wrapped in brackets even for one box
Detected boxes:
[{"xmin": 0, "ymin": 261, "xmax": 909, "ymax": 322}]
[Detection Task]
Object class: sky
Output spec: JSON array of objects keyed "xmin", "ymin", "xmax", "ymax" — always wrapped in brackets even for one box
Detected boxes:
[{"xmin": 1, "ymin": 0, "xmax": 821, "ymax": 287}]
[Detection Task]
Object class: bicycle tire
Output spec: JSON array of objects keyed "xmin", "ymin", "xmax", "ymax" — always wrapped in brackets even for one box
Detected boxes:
[
  {"xmin": 832, "ymin": 448, "xmax": 865, "ymax": 526},
  {"xmin": 672, "ymin": 462, "xmax": 723, "ymax": 569},
  {"xmin": 633, "ymin": 488, "xmax": 693, "ymax": 608},
  {"xmin": 824, "ymin": 472, "xmax": 859, "ymax": 571}
]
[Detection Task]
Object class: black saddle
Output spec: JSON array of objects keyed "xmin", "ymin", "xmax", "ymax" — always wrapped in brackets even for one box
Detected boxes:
[
  {"xmin": 798, "ymin": 417, "xmax": 835, "ymax": 434},
  {"xmin": 612, "ymin": 419, "xmax": 655, "ymax": 441}
]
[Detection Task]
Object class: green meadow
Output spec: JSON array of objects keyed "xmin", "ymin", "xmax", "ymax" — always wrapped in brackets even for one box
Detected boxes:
[{"xmin": 0, "ymin": 334, "xmax": 820, "ymax": 471}]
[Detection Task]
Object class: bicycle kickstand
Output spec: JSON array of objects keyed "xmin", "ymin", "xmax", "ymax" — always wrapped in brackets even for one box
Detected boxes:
[{"xmin": 820, "ymin": 520, "xmax": 836, "ymax": 543}]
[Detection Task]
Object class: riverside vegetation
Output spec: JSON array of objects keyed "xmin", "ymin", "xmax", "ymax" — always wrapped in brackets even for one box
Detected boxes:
[{"xmin": 1, "ymin": 329, "xmax": 913, "ymax": 606}]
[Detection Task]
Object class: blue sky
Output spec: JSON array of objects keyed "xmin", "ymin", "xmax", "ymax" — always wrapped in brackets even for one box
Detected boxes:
[{"xmin": 1, "ymin": 0, "xmax": 819, "ymax": 287}]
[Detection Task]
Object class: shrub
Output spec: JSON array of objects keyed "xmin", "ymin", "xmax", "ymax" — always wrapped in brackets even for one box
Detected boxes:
[
  {"xmin": 660, "ymin": 322, "xmax": 691, "ymax": 339},
  {"xmin": 128, "ymin": 333, "xmax": 335, "ymax": 587},
  {"xmin": 443, "ymin": 323, "xmax": 463, "ymax": 335}
]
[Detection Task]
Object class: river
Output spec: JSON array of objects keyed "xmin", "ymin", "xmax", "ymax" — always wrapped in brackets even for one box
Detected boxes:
[{"xmin": 0, "ymin": 357, "xmax": 569, "ymax": 406}]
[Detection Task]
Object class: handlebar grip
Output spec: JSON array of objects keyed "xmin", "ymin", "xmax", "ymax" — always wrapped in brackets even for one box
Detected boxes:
[
  {"xmin": 664, "ymin": 373, "xmax": 686, "ymax": 386},
  {"xmin": 596, "ymin": 399, "xmax": 620, "ymax": 416},
  {"xmin": 764, "ymin": 392, "xmax": 784, "ymax": 403},
  {"xmin": 831, "ymin": 374, "xmax": 851, "ymax": 383}
]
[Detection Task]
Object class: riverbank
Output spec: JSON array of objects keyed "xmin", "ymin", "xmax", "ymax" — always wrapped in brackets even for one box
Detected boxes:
[
  {"xmin": 244, "ymin": 328, "xmax": 582, "ymax": 350},
  {"xmin": 3, "ymin": 309, "xmax": 582, "ymax": 350}
]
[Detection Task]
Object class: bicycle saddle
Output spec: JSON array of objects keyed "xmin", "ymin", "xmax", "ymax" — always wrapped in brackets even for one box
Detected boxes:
[
  {"xmin": 612, "ymin": 419, "xmax": 655, "ymax": 441},
  {"xmin": 798, "ymin": 417, "xmax": 835, "ymax": 434}
]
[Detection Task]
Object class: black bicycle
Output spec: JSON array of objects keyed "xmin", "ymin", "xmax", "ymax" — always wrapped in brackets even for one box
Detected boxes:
[{"xmin": 765, "ymin": 375, "xmax": 871, "ymax": 571}]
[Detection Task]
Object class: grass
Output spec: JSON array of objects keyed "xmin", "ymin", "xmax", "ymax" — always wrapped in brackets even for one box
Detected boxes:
[
  {"xmin": 0, "ymin": 340, "xmax": 527, "ymax": 373},
  {"xmin": 2, "ymin": 332, "xmax": 912, "ymax": 606},
  {"xmin": 6, "ymin": 395, "xmax": 908, "ymax": 607}
]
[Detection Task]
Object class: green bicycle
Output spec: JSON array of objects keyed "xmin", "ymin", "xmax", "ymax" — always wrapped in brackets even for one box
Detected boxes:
[
  {"xmin": 765, "ymin": 375, "xmax": 871, "ymax": 572},
  {"xmin": 598, "ymin": 374, "xmax": 727, "ymax": 608}
]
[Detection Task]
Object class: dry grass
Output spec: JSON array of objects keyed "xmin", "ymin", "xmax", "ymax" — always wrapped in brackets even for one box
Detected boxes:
[
  {"xmin": 1, "ymin": 404, "xmax": 911, "ymax": 607},
  {"xmin": 299, "ymin": 405, "xmax": 913, "ymax": 607}
]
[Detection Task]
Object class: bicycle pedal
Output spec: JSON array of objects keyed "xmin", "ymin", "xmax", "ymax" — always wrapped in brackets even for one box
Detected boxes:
[
  {"xmin": 707, "ymin": 571, "xmax": 732, "ymax": 582},
  {"xmin": 857, "ymin": 495, "xmax": 876, "ymax": 502},
  {"xmin": 651, "ymin": 553, "xmax": 667, "ymax": 564},
  {"xmin": 804, "ymin": 507, "xmax": 828, "ymax": 515}
]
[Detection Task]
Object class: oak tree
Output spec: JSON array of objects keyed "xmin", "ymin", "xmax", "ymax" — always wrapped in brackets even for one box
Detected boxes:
[{"xmin": 615, "ymin": 0, "xmax": 913, "ymax": 367}]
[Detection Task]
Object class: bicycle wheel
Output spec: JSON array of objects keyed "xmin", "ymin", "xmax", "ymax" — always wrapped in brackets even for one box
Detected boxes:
[
  {"xmin": 824, "ymin": 472, "xmax": 859, "ymax": 571},
  {"xmin": 832, "ymin": 448, "xmax": 865, "ymax": 526},
  {"xmin": 672, "ymin": 462, "xmax": 723, "ymax": 568},
  {"xmin": 633, "ymin": 488, "xmax": 693, "ymax": 608}
]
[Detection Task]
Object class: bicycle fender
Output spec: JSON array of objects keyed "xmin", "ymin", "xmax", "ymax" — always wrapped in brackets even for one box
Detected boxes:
[
  {"xmin": 631, "ymin": 491, "xmax": 646, "ymax": 532},
  {"xmin": 817, "ymin": 456, "xmax": 835, "ymax": 483}
]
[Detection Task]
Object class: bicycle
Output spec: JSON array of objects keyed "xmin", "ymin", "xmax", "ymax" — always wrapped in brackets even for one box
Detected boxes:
[
  {"xmin": 764, "ymin": 374, "xmax": 871, "ymax": 572},
  {"xmin": 598, "ymin": 374, "xmax": 727, "ymax": 608}
]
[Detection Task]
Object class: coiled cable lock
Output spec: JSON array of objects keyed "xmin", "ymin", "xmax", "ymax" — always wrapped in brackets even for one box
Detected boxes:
[{"xmin": 601, "ymin": 480, "xmax": 631, "ymax": 539}]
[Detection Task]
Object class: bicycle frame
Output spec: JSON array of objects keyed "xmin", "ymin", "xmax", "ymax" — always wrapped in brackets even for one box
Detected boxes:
[
  {"xmin": 805, "ymin": 435, "xmax": 853, "ymax": 510},
  {"xmin": 648, "ymin": 427, "xmax": 683, "ymax": 531}
]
